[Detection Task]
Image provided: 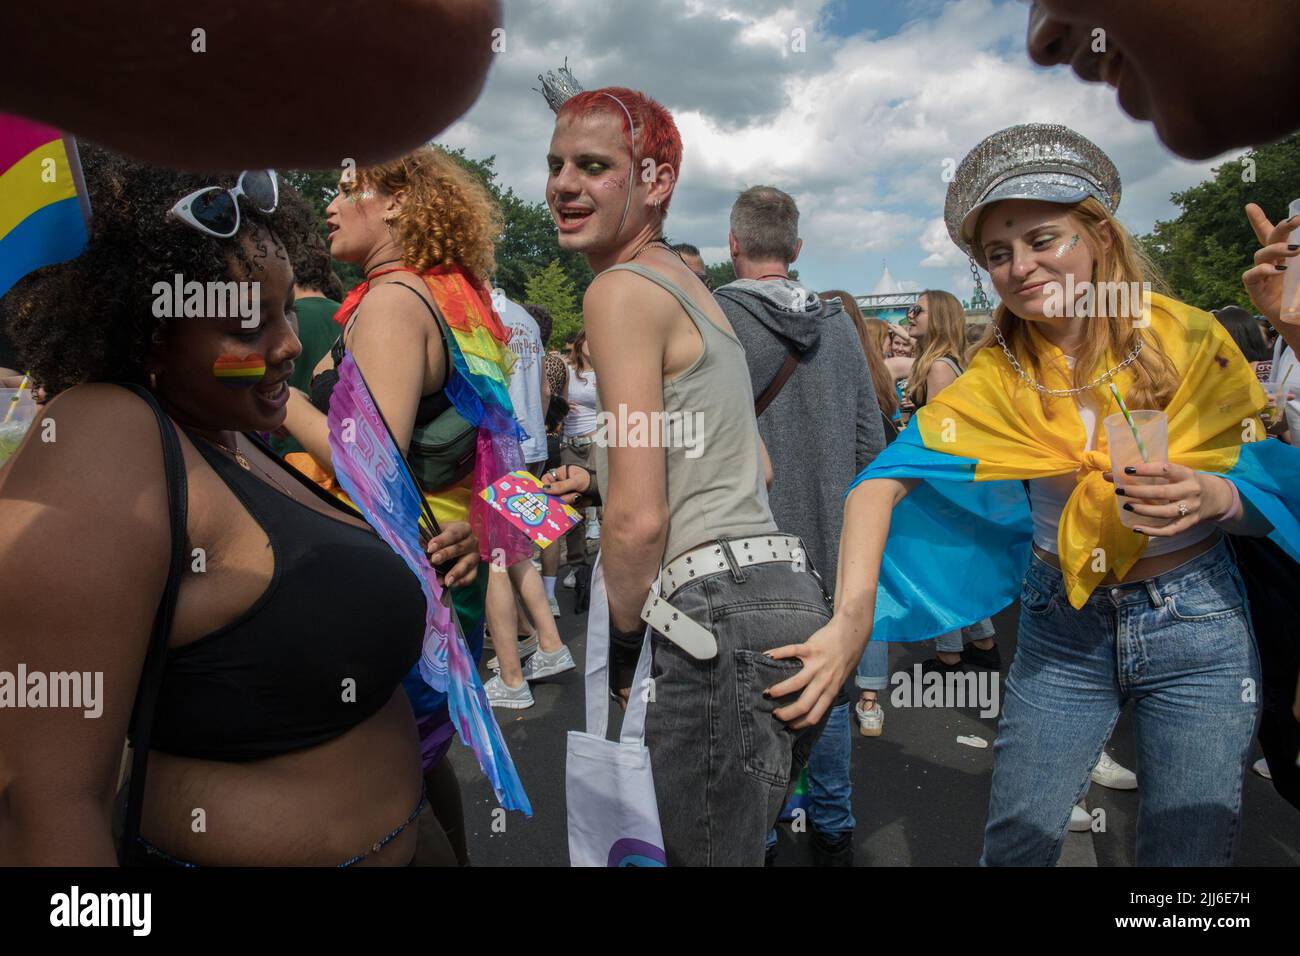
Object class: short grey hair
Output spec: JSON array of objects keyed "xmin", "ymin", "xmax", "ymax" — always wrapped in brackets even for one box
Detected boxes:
[{"xmin": 730, "ymin": 186, "xmax": 799, "ymax": 263}]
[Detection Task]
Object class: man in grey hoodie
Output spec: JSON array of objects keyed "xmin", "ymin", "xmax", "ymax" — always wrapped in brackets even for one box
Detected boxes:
[{"xmin": 714, "ymin": 185, "xmax": 886, "ymax": 865}]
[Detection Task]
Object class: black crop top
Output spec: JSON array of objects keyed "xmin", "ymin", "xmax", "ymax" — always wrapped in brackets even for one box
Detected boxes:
[{"xmin": 149, "ymin": 434, "xmax": 426, "ymax": 762}]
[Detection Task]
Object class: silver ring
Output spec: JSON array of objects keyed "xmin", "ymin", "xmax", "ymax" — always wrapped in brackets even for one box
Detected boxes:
[{"xmin": 1177, "ymin": 501, "xmax": 1189, "ymax": 517}]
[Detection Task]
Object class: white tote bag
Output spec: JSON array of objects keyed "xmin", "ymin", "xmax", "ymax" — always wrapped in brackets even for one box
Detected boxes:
[{"xmin": 566, "ymin": 556, "xmax": 667, "ymax": 867}]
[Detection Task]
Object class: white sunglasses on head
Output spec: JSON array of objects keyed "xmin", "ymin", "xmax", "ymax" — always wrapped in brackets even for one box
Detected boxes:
[{"xmin": 167, "ymin": 170, "xmax": 279, "ymax": 238}]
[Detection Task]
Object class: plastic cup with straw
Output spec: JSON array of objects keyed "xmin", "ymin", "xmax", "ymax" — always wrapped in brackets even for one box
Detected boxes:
[
  {"xmin": 1104, "ymin": 382, "xmax": 1171, "ymax": 529},
  {"xmin": 3, "ymin": 374, "xmax": 29, "ymax": 424},
  {"xmin": 1265, "ymin": 365, "xmax": 1294, "ymax": 424},
  {"xmin": 1108, "ymin": 382, "xmax": 1148, "ymax": 463}
]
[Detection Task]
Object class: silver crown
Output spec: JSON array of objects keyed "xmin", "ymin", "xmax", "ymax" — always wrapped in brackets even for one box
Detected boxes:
[
  {"xmin": 535, "ymin": 59, "xmax": 585, "ymax": 114},
  {"xmin": 944, "ymin": 123, "xmax": 1122, "ymax": 266}
]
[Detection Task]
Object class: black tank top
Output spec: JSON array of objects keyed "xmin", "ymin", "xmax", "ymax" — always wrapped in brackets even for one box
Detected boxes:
[{"xmin": 148, "ymin": 434, "xmax": 425, "ymax": 762}]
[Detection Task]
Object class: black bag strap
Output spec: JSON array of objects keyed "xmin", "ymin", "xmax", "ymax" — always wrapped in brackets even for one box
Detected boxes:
[
  {"xmin": 755, "ymin": 347, "xmax": 800, "ymax": 417},
  {"xmin": 117, "ymin": 384, "xmax": 189, "ymax": 865}
]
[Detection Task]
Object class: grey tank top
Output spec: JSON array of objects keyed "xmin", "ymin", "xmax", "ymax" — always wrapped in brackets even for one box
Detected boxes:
[{"xmin": 593, "ymin": 263, "xmax": 777, "ymax": 563}]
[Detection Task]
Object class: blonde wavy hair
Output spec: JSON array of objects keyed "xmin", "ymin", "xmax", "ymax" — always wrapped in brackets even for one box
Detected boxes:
[
  {"xmin": 356, "ymin": 146, "xmax": 503, "ymax": 282},
  {"xmin": 906, "ymin": 290, "xmax": 968, "ymax": 408},
  {"xmin": 974, "ymin": 196, "xmax": 1177, "ymax": 415}
]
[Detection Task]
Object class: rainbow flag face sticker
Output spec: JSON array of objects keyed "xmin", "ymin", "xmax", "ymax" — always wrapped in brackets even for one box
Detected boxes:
[
  {"xmin": 213, "ymin": 353, "xmax": 266, "ymax": 388},
  {"xmin": 0, "ymin": 114, "xmax": 92, "ymax": 298}
]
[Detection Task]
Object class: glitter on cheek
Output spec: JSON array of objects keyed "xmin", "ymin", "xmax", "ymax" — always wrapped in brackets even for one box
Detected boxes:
[{"xmin": 1056, "ymin": 234, "xmax": 1080, "ymax": 258}]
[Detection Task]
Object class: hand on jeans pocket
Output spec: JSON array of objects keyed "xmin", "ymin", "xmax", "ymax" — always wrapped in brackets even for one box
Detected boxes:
[{"xmin": 765, "ymin": 614, "xmax": 863, "ymax": 731}]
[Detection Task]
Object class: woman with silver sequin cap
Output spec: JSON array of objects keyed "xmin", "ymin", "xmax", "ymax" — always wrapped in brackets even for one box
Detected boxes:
[{"xmin": 811, "ymin": 123, "xmax": 1300, "ymax": 865}]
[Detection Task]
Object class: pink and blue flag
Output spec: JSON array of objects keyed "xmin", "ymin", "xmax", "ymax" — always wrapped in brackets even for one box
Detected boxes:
[{"xmin": 327, "ymin": 353, "xmax": 531, "ymax": 815}]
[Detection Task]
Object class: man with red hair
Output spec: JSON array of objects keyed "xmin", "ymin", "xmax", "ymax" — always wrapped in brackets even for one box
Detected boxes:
[{"xmin": 542, "ymin": 86, "xmax": 863, "ymax": 865}]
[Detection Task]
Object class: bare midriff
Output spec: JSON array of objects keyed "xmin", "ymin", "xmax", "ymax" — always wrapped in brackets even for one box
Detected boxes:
[
  {"xmin": 138, "ymin": 689, "xmax": 424, "ymax": 866},
  {"xmin": 1031, "ymin": 529, "xmax": 1221, "ymax": 585}
]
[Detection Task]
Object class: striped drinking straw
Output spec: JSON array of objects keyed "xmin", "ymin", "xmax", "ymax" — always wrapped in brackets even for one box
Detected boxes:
[
  {"xmin": 1108, "ymin": 382, "xmax": 1148, "ymax": 463},
  {"xmin": 3, "ymin": 374, "xmax": 29, "ymax": 424}
]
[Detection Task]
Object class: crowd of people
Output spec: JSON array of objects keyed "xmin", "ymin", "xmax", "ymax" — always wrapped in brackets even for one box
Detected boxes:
[{"xmin": 1, "ymin": 0, "xmax": 1299, "ymax": 869}]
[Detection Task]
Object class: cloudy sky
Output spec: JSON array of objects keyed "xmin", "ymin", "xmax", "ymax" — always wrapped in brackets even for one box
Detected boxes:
[{"xmin": 441, "ymin": 0, "xmax": 1238, "ymax": 300}]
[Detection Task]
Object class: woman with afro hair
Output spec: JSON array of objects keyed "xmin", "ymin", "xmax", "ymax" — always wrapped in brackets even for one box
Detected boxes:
[{"xmin": 0, "ymin": 146, "xmax": 477, "ymax": 866}]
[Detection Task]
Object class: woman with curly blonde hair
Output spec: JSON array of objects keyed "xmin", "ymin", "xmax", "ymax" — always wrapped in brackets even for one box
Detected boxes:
[{"xmin": 281, "ymin": 144, "xmax": 530, "ymax": 865}]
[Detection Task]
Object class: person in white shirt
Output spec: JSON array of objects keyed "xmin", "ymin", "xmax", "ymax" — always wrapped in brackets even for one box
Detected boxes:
[{"xmin": 481, "ymin": 297, "xmax": 576, "ymax": 710}]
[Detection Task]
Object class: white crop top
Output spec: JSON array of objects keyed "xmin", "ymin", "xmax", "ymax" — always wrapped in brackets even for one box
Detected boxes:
[{"xmin": 1027, "ymin": 396, "xmax": 1215, "ymax": 557}]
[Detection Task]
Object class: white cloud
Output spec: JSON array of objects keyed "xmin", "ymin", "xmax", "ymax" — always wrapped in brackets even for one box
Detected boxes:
[{"xmin": 440, "ymin": 0, "xmax": 1228, "ymax": 296}]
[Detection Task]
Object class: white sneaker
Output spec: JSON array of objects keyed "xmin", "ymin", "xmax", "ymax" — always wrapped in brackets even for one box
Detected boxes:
[
  {"xmin": 521, "ymin": 645, "xmax": 576, "ymax": 681},
  {"xmin": 1091, "ymin": 752, "xmax": 1138, "ymax": 790},
  {"xmin": 486, "ymin": 633, "xmax": 539, "ymax": 672},
  {"xmin": 562, "ymin": 569, "xmax": 577, "ymax": 589},
  {"xmin": 855, "ymin": 698, "xmax": 884, "ymax": 737},
  {"xmin": 549, "ymin": 596, "xmax": 561, "ymax": 618},
  {"xmin": 586, "ymin": 510, "xmax": 601, "ymax": 540},
  {"xmin": 483, "ymin": 673, "xmax": 534, "ymax": 709},
  {"xmin": 1252, "ymin": 757, "xmax": 1272, "ymax": 780},
  {"xmin": 1069, "ymin": 802, "xmax": 1093, "ymax": 832}
]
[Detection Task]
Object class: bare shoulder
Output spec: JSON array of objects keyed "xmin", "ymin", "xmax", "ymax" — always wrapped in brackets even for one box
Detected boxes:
[
  {"xmin": 2, "ymin": 384, "xmax": 166, "ymax": 498},
  {"xmin": 350, "ymin": 280, "xmax": 434, "ymax": 342},
  {"xmin": 0, "ymin": 383, "xmax": 171, "ymax": 597},
  {"xmin": 584, "ymin": 267, "xmax": 677, "ymax": 331}
]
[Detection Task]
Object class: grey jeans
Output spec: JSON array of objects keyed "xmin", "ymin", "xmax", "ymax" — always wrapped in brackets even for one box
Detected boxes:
[{"xmin": 644, "ymin": 539, "xmax": 834, "ymax": 866}]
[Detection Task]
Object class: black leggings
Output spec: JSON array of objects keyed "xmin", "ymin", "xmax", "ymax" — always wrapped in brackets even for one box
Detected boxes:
[{"xmin": 413, "ymin": 757, "xmax": 468, "ymax": 866}]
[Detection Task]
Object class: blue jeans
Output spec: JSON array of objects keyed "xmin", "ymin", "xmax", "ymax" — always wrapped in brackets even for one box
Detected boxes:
[
  {"xmin": 983, "ymin": 539, "xmax": 1260, "ymax": 866},
  {"xmin": 936, "ymin": 617, "xmax": 996, "ymax": 654},
  {"xmin": 855, "ymin": 640, "xmax": 889, "ymax": 691},
  {"xmin": 805, "ymin": 701, "xmax": 856, "ymax": 836}
]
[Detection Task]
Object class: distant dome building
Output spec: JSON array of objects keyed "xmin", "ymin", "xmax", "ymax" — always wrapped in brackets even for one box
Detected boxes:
[{"xmin": 854, "ymin": 261, "xmax": 994, "ymax": 326}]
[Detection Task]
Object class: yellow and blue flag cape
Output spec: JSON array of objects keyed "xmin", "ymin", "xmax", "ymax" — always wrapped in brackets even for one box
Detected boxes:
[
  {"xmin": 850, "ymin": 293, "xmax": 1300, "ymax": 642},
  {"xmin": 0, "ymin": 114, "xmax": 91, "ymax": 297}
]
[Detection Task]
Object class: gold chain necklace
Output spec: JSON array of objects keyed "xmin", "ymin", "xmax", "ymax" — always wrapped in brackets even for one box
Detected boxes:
[
  {"xmin": 210, "ymin": 437, "xmax": 250, "ymax": 469},
  {"xmin": 208, "ymin": 435, "xmax": 296, "ymax": 499}
]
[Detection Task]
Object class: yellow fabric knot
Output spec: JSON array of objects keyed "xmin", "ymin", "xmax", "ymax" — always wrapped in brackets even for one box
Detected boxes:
[{"xmin": 1057, "ymin": 449, "xmax": 1146, "ymax": 609}]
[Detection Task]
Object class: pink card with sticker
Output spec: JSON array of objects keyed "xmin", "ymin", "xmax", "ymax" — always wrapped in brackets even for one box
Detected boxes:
[{"xmin": 480, "ymin": 470, "xmax": 583, "ymax": 548}]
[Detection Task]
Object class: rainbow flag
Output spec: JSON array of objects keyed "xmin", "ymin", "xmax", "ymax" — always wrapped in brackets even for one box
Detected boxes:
[
  {"xmin": 849, "ymin": 295, "xmax": 1300, "ymax": 643},
  {"xmin": 212, "ymin": 353, "xmax": 267, "ymax": 387},
  {"xmin": 0, "ymin": 115, "xmax": 91, "ymax": 297}
]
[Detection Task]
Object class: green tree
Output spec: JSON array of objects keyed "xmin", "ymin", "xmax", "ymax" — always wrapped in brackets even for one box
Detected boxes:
[
  {"xmin": 707, "ymin": 260, "xmax": 737, "ymax": 288},
  {"xmin": 1139, "ymin": 133, "xmax": 1300, "ymax": 310},
  {"xmin": 524, "ymin": 259, "xmax": 581, "ymax": 349}
]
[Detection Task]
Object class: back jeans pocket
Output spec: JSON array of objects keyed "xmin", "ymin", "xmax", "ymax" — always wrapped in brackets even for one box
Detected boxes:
[{"xmin": 734, "ymin": 648, "xmax": 803, "ymax": 788}]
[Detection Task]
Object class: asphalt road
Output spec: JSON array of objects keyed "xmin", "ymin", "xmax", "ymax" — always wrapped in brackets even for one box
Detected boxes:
[{"xmin": 449, "ymin": 572, "xmax": 1300, "ymax": 867}]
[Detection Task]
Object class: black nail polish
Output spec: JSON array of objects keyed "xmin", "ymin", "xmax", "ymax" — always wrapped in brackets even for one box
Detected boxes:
[
  {"xmin": 1124, "ymin": 466, "xmax": 1137, "ymax": 475},
  {"xmin": 1289, "ymin": 244, "xmax": 1299, "ymax": 251},
  {"xmin": 1115, "ymin": 488, "xmax": 1126, "ymax": 496},
  {"xmin": 1133, "ymin": 528, "xmax": 1146, "ymax": 535},
  {"xmin": 1279, "ymin": 265, "xmax": 1290, "ymax": 272},
  {"xmin": 1123, "ymin": 502, "xmax": 1135, "ymax": 512}
]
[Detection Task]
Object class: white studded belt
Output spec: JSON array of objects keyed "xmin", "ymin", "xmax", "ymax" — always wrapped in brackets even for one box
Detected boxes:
[{"xmin": 637, "ymin": 534, "xmax": 807, "ymax": 661}]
